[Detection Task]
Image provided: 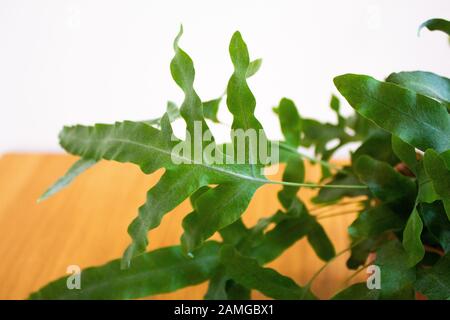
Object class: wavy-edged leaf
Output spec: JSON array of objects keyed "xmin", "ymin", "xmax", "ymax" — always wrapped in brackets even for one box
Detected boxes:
[
  {"xmin": 39, "ymin": 158, "xmax": 97, "ymax": 202},
  {"xmin": 334, "ymin": 74, "xmax": 450, "ymax": 153},
  {"xmin": 220, "ymin": 245, "xmax": 316, "ymax": 300},
  {"xmin": 419, "ymin": 18, "xmax": 450, "ymax": 36},
  {"xmin": 201, "ymin": 58, "xmax": 262, "ymax": 124},
  {"xmin": 226, "ymin": 31, "xmax": 267, "ymax": 171},
  {"xmin": 30, "ymin": 242, "xmax": 220, "ymax": 300},
  {"xmin": 171, "ymin": 26, "xmax": 214, "ymax": 153},
  {"xmin": 402, "ymin": 208, "xmax": 425, "ymax": 267},
  {"xmin": 386, "ymin": 71, "xmax": 450, "ymax": 108},
  {"xmin": 415, "ymin": 253, "xmax": 450, "ymax": 300},
  {"xmin": 59, "ymin": 30, "xmax": 271, "ymax": 267},
  {"xmin": 181, "ymin": 32, "xmax": 268, "ymax": 254}
]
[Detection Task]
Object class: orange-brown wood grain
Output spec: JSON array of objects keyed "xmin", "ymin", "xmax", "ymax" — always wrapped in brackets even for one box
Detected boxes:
[{"xmin": 0, "ymin": 153, "xmax": 365, "ymax": 300}]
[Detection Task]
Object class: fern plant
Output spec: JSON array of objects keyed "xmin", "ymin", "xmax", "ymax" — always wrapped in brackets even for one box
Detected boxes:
[{"xmin": 31, "ymin": 18, "xmax": 450, "ymax": 300}]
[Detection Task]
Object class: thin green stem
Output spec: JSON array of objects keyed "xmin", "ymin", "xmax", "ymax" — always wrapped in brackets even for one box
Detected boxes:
[
  {"xmin": 344, "ymin": 260, "xmax": 374, "ymax": 285},
  {"xmin": 267, "ymin": 179, "xmax": 367, "ymax": 190},
  {"xmin": 309, "ymin": 198, "xmax": 366, "ymax": 212},
  {"xmin": 279, "ymin": 142, "xmax": 349, "ymax": 174},
  {"xmin": 305, "ymin": 240, "xmax": 363, "ymax": 290}
]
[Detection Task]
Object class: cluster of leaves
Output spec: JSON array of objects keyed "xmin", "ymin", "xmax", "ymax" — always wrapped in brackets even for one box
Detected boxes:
[{"xmin": 32, "ymin": 19, "xmax": 450, "ymax": 300}]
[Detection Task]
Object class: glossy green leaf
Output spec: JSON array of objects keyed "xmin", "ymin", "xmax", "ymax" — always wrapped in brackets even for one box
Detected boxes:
[
  {"xmin": 348, "ymin": 204, "xmax": 405, "ymax": 240},
  {"xmin": 424, "ymin": 149, "xmax": 450, "ymax": 206},
  {"xmin": 417, "ymin": 161, "xmax": 440, "ymax": 203},
  {"xmin": 415, "ymin": 253, "xmax": 450, "ymax": 300},
  {"xmin": 354, "ymin": 155, "xmax": 416, "ymax": 203},
  {"xmin": 30, "ymin": 242, "xmax": 221, "ymax": 300},
  {"xmin": 334, "ymin": 74, "xmax": 450, "ymax": 153},
  {"xmin": 391, "ymin": 136, "xmax": 418, "ymax": 174},
  {"xmin": 402, "ymin": 208, "xmax": 425, "ymax": 267},
  {"xmin": 352, "ymin": 131, "xmax": 399, "ymax": 166},
  {"xmin": 419, "ymin": 18, "xmax": 450, "ymax": 36},
  {"xmin": 375, "ymin": 240, "xmax": 416, "ymax": 299},
  {"xmin": 220, "ymin": 245, "xmax": 315, "ymax": 300},
  {"xmin": 386, "ymin": 71, "xmax": 450, "ymax": 107},
  {"xmin": 38, "ymin": 158, "xmax": 97, "ymax": 202}
]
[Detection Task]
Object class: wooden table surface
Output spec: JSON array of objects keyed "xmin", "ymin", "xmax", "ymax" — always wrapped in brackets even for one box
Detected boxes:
[{"xmin": 0, "ymin": 153, "xmax": 364, "ymax": 300}]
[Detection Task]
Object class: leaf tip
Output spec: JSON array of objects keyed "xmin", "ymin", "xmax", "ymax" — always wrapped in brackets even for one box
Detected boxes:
[{"xmin": 173, "ymin": 24, "xmax": 184, "ymax": 51}]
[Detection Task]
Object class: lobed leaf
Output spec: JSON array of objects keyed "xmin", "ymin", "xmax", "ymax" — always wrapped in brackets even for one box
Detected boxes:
[
  {"xmin": 30, "ymin": 242, "xmax": 221, "ymax": 300},
  {"xmin": 39, "ymin": 158, "xmax": 97, "ymax": 202}
]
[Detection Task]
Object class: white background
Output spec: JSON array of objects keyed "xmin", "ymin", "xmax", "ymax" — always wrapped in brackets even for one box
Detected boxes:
[{"xmin": 1, "ymin": 0, "xmax": 449, "ymax": 155}]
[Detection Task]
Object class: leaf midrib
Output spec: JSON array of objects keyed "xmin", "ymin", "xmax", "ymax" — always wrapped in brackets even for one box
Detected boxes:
[
  {"xmin": 55, "ymin": 255, "xmax": 217, "ymax": 299},
  {"xmin": 65, "ymin": 134, "xmax": 266, "ymax": 186}
]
